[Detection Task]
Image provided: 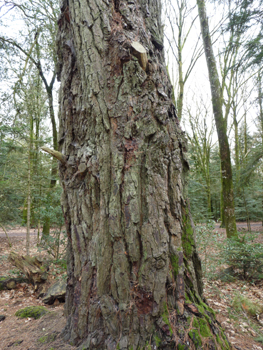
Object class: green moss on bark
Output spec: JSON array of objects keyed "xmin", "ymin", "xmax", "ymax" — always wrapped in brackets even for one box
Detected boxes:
[
  {"xmin": 170, "ymin": 254, "xmax": 179, "ymax": 277},
  {"xmin": 177, "ymin": 344, "xmax": 186, "ymax": 350},
  {"xmin": 216, "ymin": 334, "xmax": 224, "ymax": 348},
  {"xmin": 153, "ymin": 335, "xmax": 161, "ymax": 347},
  {"xmin": 162, "ymin": 303, "xmax": 173, "ymax": 336},
  {"xmin": 188, "ymin": 329, "xmax": 202, "ymax": 348},
  {"xmin": 221, "ymin": 331, "xmax": 231, "ymax": 349},
  {"xmin": 198, "ymin": 318, "xmax": 212, "ymax": 337},
  {"xmin": 182, "ymin": 206, "xmax": 195, "ymax": 258}
]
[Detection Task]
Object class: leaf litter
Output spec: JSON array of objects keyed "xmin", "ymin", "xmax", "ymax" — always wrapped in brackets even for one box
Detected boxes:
[{"xmin": 0, "ymin": 224, "xmax": 263, "ymax": 349}]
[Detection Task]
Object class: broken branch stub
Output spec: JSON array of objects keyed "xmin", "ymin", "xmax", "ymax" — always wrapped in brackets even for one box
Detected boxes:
[
  {"xmin": 41, "ymin": 146, "xmax": 66, "ymax": 164},
  {"xmin": 131, "ymin": 41, "xmax": 148, "ymax": 71}
]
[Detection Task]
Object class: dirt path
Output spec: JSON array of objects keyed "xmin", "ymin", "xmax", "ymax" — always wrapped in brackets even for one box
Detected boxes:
[
  {"xmin": 215, "ymin": 221, "xmax": 263, "ymax": 231},
  {"xmin": 0, "ymin": 228, "xmax": 39, "ymax": 238}
]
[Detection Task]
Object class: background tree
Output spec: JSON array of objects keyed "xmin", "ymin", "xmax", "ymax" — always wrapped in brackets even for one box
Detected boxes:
[
  {"xmin": 186, "ymin": 100, "xmax": 217, "ymax": 218},
  {"xmin": 0, "ymin": 0, "xmax": 60, "ymax": 238},
  {"xmin": 163, "ymin": 0, "xmax": 203, "ymax": 120},
  {"xmin": 196, "ymin": 0, "xmax": 237, "ymax": 237}
]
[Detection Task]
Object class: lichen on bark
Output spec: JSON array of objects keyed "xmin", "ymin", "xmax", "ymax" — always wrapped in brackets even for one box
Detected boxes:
[{"xmin": 57, "ymin": 0, "xmax": 231, "ymax": 349}]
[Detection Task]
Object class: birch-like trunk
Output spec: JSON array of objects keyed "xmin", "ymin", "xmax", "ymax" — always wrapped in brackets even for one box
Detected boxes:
[{"xmin": 57, "ymin": 1, "xmax": 230, "ymax": 348}]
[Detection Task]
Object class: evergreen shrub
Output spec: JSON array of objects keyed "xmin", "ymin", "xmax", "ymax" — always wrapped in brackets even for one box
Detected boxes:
[{"xmin": 223, "ymin": 234, "xmax": 263, "ymax": 279}]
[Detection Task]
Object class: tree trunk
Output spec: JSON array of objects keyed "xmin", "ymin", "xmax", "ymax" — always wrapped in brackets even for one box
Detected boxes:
[
  {"xmin": 26, "ymin": 113, "xmax": 33, "ymax": 256},
  {"xmin": 233, "ymin": 112, "xmax": 240, "ymax": 195},
  {"xmin": 42, "ymin": 89, "xmax": 58, "ymax": 239},
  {"xmin": 258, "ymin": 69, "xmax": 263, "ymax": 226},
  {"xmin": 196, "ymin": 0, "xmax": 237, "ymax": 238},
  {"xmin": 57, "ymin": 1, "xmax": 230, "ymax": 349},
  {"xmin": 177, "ymin": 6, "xmax": 184, "ymax": 121}
]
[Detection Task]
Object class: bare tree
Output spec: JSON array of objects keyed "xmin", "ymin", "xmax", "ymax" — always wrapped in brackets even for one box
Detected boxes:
[
  {"xmin": 196, "ymin": 0, "xmax": 237, "ymax": 237},
  {"xmin": 164, "ymin": 0, "xmax": 203, "ymax": 120}
]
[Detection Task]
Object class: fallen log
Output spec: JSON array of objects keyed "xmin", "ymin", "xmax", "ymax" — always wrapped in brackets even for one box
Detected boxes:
[
  {"xmin": 8, "ymin": 252, "xmax": 48, "ymax": 287},
  {"xmin": 0, "ymin": 276, "xmax": 29, "ymax": 291}
]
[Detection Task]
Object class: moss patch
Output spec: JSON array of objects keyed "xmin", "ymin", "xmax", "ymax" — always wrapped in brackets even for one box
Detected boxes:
[
  {"xmin": 170, "ymin": 254, "xmax": 179, "ymax": 278},
  {"xmin": 199, "ymin": 298, "xmax": 216, "ymax": 318},
  {"xmin": 177, "ymin": 344, "xmax": 186, "ymax": 350},
  {"xmin": 15, "ymin": 306, "xmax": 48, "ymax": 319},
  {"xmin": 38, "ymin": 334, "xmax": 56, "ymax": 344},
  {"xmin": 216, "ymin": 334, "xmax": 224, "ymax": 348},
  {"xmin": 153, "ymin": 334, "xmax": 161, "ymax": 347},
  {"xmin": 182, "ymin": 206, "xmax": 195, "ymax": 258},
  {"xmin": 197, "ymin": 304, "xmax": 205, "ymax": 315},
  {"xmin": 198, "ymin": 318, "xmax": 212, "ymax": 337},
  {"xmin": 189, "ymin": 329, "xmax": 202, "ymax": 348},
  {"xmin": 192, "ymin": 317, "xmax": 199, "ymax": 329},
  {"xmin": 221, "ymin": 331, "xmax": 231, "ymax": 349},
  {"xmin": 162, "ymin": 303, "xmax": 173, "ymax": 335}
]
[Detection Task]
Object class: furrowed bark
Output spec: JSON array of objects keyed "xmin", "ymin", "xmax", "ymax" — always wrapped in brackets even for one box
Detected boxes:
[{"xmin": 57, "ymin": 0, "xmax": 231, "ymax": 349}]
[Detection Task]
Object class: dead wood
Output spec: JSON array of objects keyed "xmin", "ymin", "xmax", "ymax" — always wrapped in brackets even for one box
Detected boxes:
[
  {"xmin": 8, "ymin": 252, "xmax": 48, "ymax": 287},
  {"xmin": 0, "ymin": 276, "xmax": 29, "ymax": 290}
]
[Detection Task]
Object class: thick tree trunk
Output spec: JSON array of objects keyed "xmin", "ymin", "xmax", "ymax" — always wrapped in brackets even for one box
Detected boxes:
[
  {"xmin": 57, "ymin": 1, "xmax": 230, "ymax": 349},
  {"xmin": 197, "ymin": 0, "xmax": 237, "ymax": 238}
]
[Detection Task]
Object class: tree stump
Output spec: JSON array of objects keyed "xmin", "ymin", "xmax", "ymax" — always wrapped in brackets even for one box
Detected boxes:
[{"xmin": 8, "ymin": 252, "xmax": 48, "ymax": 286}]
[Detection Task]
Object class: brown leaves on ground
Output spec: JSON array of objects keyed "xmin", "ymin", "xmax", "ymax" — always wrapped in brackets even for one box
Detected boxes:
[
  {"xmin": 0, "ymin": 231, "xmax": 75, "ymax": 350},
  {"xmin": 200, "ymin": 222, "xmax": 263, "ymax": 350},
  {"xmin": 204, "ymin": 279, "xmax": 263, "ymax": 350}
]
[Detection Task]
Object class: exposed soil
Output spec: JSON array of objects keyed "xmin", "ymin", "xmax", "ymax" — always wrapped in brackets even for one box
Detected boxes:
[{"xmin": 0, "ymin": 225, "xmax": 263, "ymax": 349}]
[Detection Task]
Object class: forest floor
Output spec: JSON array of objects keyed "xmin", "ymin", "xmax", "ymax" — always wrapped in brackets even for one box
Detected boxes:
[{"xmin": 0, "ymin": 224, "xmax": 262, "ymax": 349}]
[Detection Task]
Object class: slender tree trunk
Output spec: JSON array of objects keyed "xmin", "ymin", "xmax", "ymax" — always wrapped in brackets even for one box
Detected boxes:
[
  {"xmin": 244, "ymin": 112, "xmax": 248, "ymax": 157},
  {"xmin": 220, "ymin": 164, "xmax": 226, "ymax": 227},
  {"xmin": 206, "ymin": 170, "xmax": 212, "ymax": 214},
  {"xmin": 197, "ymin": 0, "xmax": 237, "ymax": 238},
  {"xmin": 47, "ymin": 89, "xmax": 58, "ymax": 187},
  {"xmin": 258, "ymin": 70, "xmax": 263, "ymax": 226},
  {"xmin": 233, "ymin": 112, "xmax": 240, "ymax": 195},
  {"xmin": 177, "ymin": 3, "xmax": 184, "ymax": 121},
  {"xmin": 26, "ymin": 127, "xmax": 32, "ymax": 256},
  {"xmin": 57, "ymin": 1, "xmax": 230, "ymax": 348},
  {"xmin": 42, "ymin": 89, "xmax": 58, "ymax": 238}
]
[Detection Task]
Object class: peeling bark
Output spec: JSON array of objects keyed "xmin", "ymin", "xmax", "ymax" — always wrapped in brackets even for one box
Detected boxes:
[{"xmin": 57, "ymin": 0, "xmax": 230, "ymax": 349}]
